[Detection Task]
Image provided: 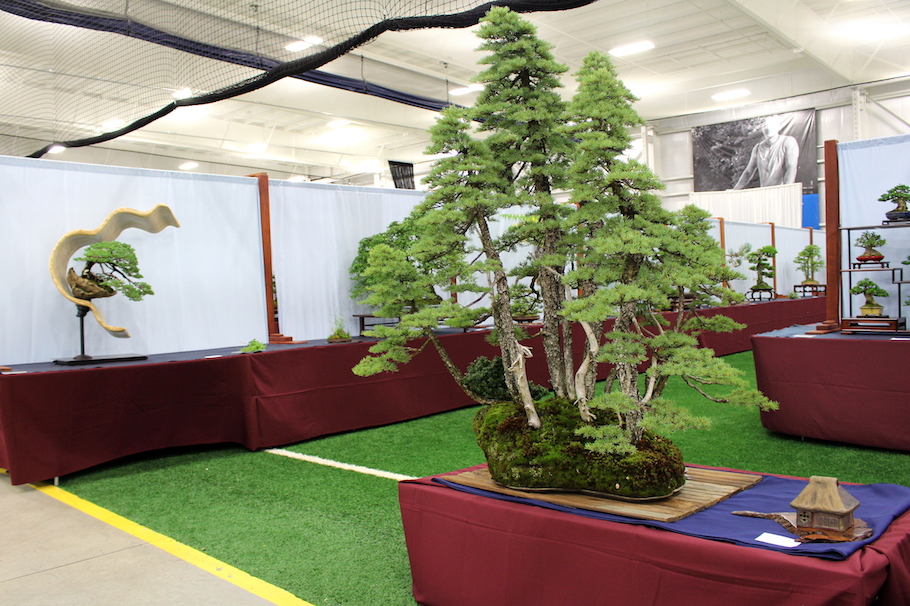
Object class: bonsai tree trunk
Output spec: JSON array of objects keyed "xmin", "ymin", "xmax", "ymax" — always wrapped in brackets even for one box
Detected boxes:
[{"xmin": 476, "ymin": 216, "xmax": 540, "ymax": 428}]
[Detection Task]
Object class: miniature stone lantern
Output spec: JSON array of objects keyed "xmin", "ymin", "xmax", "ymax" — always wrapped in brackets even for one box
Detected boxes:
[{"xmin": 790, "ymin": 476, "xmax": 860, "ymax": 539}]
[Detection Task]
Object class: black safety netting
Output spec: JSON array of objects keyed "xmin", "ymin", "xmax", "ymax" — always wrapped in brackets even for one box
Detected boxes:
[{"xmin": 0, "ymin": 0, "xmax": 597, "ymax": 159}]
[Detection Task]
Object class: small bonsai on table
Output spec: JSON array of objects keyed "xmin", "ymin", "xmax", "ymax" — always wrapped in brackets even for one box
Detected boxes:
[
  {"xmin": 327, "ymin": 318, "xmax": 353, "ymax": 342},
  {"xmin": 794, "ymin": 244, "xmax": 824, "ymax": 285},
  {"xmin": 746, "ymin": 245, "xmax": 777, "ymax": 291}
]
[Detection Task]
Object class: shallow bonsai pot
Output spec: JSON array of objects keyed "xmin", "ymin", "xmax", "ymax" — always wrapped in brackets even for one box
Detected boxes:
[
  {"xmin": 856, "ymin": 255, "xmax": 884, "ymax": 263},
  {"xmin": 885, "ymin": 210, "xmax": 910, "ymax": 222}
]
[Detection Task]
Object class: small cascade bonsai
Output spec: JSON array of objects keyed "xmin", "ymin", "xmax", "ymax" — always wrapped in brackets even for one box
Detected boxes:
[
  {"xmin": 879, "ymin": 184, "xmax": 910, "ymax": 222},
  {"xmin": 855, "ymin": 231, "xmax": 886, "ymax": 263},
  {"xmin": 746, "ymin": 245, "xmax": 777, "ymax": 292},
  {"xmin": 70, "ymin": 241, "xmax": 153, "ymax": 302},
  {"xmin": 794, "ymin": 244, "xmax": 824, "ymax": 285},
  {"xmin": 851, "ymin": 278, "xmax": 889, "ymax": 316},
  {"xmin": 351, "ymin": 8, "xmax": 775, "ymax": 499}
]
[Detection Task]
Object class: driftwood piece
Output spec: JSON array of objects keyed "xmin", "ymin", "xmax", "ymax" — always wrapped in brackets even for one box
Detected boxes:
[{"xmin": 732, "ymin": 510, "xmax": 873, "ymax": 542}]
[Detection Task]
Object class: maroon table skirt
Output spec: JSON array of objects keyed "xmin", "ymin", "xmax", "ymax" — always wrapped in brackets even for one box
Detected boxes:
[
  {"xmin": 0, "ymin": 298, "xmax": 824, "ymax": 485},
  {"xmin": 399, "ymin": 467, "xmax": 910, "ymax": 606},
  {"xmin": 754, "ymin": 334, "xmax": 910, "ymax": 451}
]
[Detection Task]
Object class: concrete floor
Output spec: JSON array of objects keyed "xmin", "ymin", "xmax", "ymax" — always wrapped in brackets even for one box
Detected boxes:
[{"xmin": 0, "ymin": 474, "xmax": 283, "ymax": 606}]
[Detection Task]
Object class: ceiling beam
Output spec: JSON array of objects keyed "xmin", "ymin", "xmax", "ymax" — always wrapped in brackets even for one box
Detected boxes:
[{"xmin": 724, "ymin": 0, "xmax": 855, "ymax": 83}]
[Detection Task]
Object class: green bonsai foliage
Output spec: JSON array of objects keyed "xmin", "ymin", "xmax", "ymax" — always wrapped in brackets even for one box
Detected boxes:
[
  {"xmin": 746, "ymin": 245, "xmax": 777, "ymax": 290},
  {"xmin": 508, "ymin": 282, "xmax": 540, "ymax": 317},
  {"xmin": 879, "ymin": 184, "xmax": 910, "ymax": 212},
  {"xmin": 855, "ymin": 231, "xmax": 886, "ymax": 258},
  {"xmin": 349, "ymin": 8, "xmax": 774, "ymax": 495},
  {"xmin": 794, "ymin": 244, "xmax": 824, "ymax": 284},
  {"xmin": 850, "ymin": 278, "xmax": 888, "ymax": 308},
  {"xmin": 725, "ymin": 243, "xmax": 752, "ymax": 269},
  {"xmin": 73, "ymin": 241, "xmax": 153, "ymax": 301},
  {"xmin": 463, "ymin": 356, "xmax": 549, "ymax": 402},
  {"xmin": 240, "ymin": 339, "xmax": 266, "ymax": 353}
]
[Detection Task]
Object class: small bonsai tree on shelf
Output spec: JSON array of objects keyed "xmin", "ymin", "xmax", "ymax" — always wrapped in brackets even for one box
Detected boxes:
[
  {"xmin": 794, "ymin": 244, "xmax": 824, "ymax": 285},
  {"xmin": 746, "ymin": 245, "xmax": 777, "ymax": 291},
  {"xmin": 70, "ymin": 241, "xmax": 153, "ymax": 302},
  {"xmin": 855, "ymin": 231, "xmax": 886, "ymax": 261},
  {"xmin": 850, "ymin": 278, "xmax": 889, "ymax": 316},
  {"xmin": 879, "ymin": 184, "xmax": 910, "ymax": 213}
]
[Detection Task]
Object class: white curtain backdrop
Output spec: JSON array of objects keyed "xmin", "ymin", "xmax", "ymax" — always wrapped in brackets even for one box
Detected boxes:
[
  {"xmin": 666, "ymin": 182, "xmax": 802, "ymax": 228},
  {"xmin": 708, "ymin": 220, "xmax": 823, "ymax": 296},
  {"xmin": 0, "ymin": 156, "xmax": 267, "ymax": 365},
  {"xmin": 269, "ymin": 181, "xmax": 424, "ymax": 341},
  {"xmin": 837, "ymin": 134, "xmax": 910, "ymax": 317}
]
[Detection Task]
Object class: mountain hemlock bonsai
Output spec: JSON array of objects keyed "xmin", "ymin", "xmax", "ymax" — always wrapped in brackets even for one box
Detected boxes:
[
  {"xmin": 70, "ymin": 241, "xmax": 153, "ymax": 302},
  {"xmin": 855, "ymin": 231, "xmax": 886, "ymax": 261},
  {"xmin": 746, "ymin": 245, "xmax": 777, "ymax": 291},
  {"xmin": 351, "ymin": 8, "xmax": 775, "ymax": 499},
  {"xmin": 850, "ymin": 278, "xmax": 889, "ymax": 315},
  {"xmin": 794, "ymin": 244, "xmax": 824, "ymax": 285}
]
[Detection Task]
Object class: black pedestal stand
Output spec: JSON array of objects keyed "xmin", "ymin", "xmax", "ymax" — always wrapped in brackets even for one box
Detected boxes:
[{"xmin": 53, "ymin": 304, "xmax": 148, "ymax": 366}]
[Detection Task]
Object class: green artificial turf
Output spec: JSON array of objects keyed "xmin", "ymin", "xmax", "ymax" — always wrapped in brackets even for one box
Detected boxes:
[{"xmin": 59, "ymin": 351, "xmax": 909, "ymax": 606}]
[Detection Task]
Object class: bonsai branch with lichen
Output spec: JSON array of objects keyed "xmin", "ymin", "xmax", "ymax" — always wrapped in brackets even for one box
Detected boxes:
[{"xmin": 70, "ymin": 241, "xmax": 153, "ymax": 302}]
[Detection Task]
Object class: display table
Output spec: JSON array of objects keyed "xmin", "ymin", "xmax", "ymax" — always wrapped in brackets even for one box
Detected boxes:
[
  {"xmin": 399, "ymin": 465, "xmax": 910, "ymax": 606},
  {"xmin": 0, "ymin": 298, "xmax": 824, "ymax": 485},
  {"xmin": 753, "ymin": 328, "xmax": 910, "ymax": 451}
]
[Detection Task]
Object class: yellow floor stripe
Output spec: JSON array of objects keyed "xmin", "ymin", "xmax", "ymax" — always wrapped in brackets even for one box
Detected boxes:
[{"xmin": 28, "ymin": 479, "xmax": 315, "ymax": 606}]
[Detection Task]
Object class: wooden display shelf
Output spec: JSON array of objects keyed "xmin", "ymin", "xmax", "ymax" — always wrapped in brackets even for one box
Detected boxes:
[{"xmin": 840, "ymin": 316, "xmax": 907, "ymax": 333}]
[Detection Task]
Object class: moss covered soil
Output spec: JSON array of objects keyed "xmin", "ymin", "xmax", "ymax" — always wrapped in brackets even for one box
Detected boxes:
[{"xmin": 474, "ymin": 398, "xmax": 686, "ymax": 499}]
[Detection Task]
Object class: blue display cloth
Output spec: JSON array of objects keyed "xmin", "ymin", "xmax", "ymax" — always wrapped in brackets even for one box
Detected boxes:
[{"xmin": 435, "ymin": 472, "xmax": 910, "ymax": 560}]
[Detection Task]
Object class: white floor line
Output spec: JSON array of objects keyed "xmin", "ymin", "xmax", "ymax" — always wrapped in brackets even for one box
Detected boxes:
[{"xmin": 264, "ymin": 448, "xmax": 416, "ymax": 482}]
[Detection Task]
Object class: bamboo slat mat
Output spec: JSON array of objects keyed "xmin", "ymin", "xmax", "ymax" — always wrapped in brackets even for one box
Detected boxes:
[{"xmin": 442, "ymin": 466, "xmax": 762, "ymax": 522}]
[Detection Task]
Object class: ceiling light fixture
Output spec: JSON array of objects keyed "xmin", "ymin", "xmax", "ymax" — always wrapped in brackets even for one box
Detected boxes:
[
  {"xmin": 179, "ymin": 161, "xmax": 198, "ymax": 171},
  {"xmin": 246, "ymin": 142, "xmax": 268, "ymax": 154},
  {"xmin": 101, "ymin": 118, "xmax": 126, "ymax": 132},
  {"xmin": 47, "ymin": 144, "xmax": 66, "ymax": 154},
  {"xmin": 287, "ymin": 175, "xmax": 309, "ymax": 182},
  {"xmin": 172, "ymin": 87, "xmax": 192, "ymax": 100},
  {"xmin": 327, "ymin": 118, "xmax": 351, "ymax": 128},
  {"xmin": 449, "ymin": 83, "xmax": 484, "ymax": 96},
  {"xmin": 711, "ymin": 88, "xmax": 751, "ymax": 101},
  {"xmin": 608, "ymin": 41, "xmax": 655, "ymax": 57},
  {"xmin": 285, "ymin": 35, "xmax": 324, "ymax": 52}
]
